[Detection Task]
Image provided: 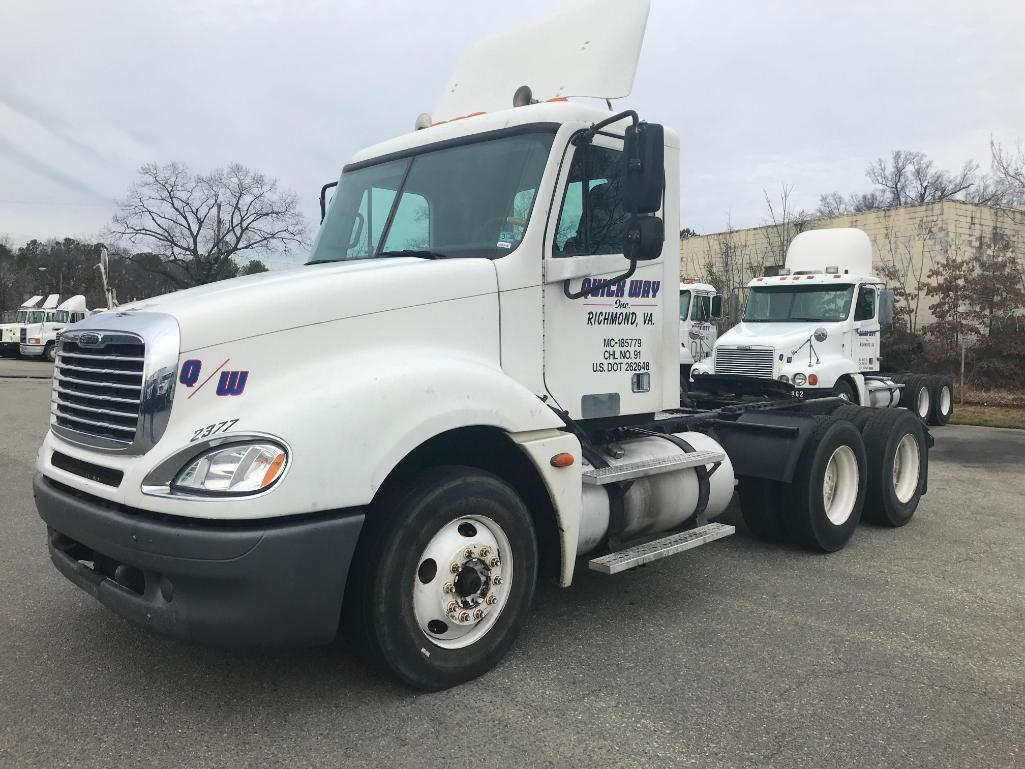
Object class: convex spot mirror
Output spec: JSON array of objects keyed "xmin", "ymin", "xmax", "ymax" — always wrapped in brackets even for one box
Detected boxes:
[
  {"xmin": 710, "ymin": 295, "xmax": 723, "ymax": 319},
  {"xmin": 625, "ymin": 215, "xmax": 664, "ymax": 261},
  {"xmin": 879, "ymin": 288, "xmax": 895, "ymax": 328},
  {"xmin": 622, "ymin": 122, "xmax": 665, "ymax": 215}
]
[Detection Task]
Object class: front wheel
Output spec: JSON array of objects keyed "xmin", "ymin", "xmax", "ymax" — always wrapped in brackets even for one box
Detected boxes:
[
  {"xmin": 43, "ymin": 342, "xmax": 56, "ymax": 363},
  {"xmin": 345, "ymin": 467, "xmax": 537, "ymax": 691},
  {"xmin": 832, "ymin": 377, "xmax": 857, "ymax": 403}
]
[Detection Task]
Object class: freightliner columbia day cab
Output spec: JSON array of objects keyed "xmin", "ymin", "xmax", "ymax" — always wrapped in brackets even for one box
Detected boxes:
[
  {"xmin": 691, "ymin": 228, "xmax": 955, "ymax": 426},
  {"xmin": 34, "ymin": 0, "xmax": 933, "ymax": 690}
]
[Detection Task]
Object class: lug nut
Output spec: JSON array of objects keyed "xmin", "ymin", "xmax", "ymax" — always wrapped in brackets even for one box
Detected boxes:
[
  {"xmin": 478, "ymin": 547, "xmax": 490, "ymax": 558},
  {"xmin": 447, "ymin": 602, "xmax": 458, "ymax": 614},
  {"xmin": 459, "ymin": 612, "xmax": 471, "ymax": 623},
  {"xmin": 450, "ymin": 562, "xmax": 461, "ymax": 574},
  {"xmin": 442, "ymin": 582, "xmax": 454, "ymax": 594},
  {"xmin": 489, "ymin": 557, "xmax": 500, "ymax": 567},
  {"xmin": 473, "ymin": 609, "xmax": 484, "ymax": 620},
  {"xmin": 463, "ymin": 548, "xmax": 474, "ymax": 559},
  {"xmin": 486, "ymin": 594, "xmax": 498, "ymax": 605}
]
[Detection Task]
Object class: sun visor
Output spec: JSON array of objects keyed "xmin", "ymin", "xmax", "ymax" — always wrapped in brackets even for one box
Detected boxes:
[{"xmin": 434, "ymin": 0, "xmax": 650, "ymax": 121}]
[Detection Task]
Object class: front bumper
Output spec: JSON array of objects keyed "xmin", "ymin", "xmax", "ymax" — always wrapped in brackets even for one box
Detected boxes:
[
  {"xmin": 34, "ymin": 473, "xmax": 364, "ymax": 646},
  {"xmin": 20, "ymin": 344, "xmax": 43, "ymax": 357}
]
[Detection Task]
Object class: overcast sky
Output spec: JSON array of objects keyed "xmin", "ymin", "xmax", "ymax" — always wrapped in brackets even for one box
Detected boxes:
[{"xmin": 1, "ymin": 0, "xmax": 1023, "ymax": 268}]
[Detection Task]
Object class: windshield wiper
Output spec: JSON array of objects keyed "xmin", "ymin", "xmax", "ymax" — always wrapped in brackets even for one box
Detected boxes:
[{"xmin": 377, "ymin": 249, "xmax": 448, "ymax": 260}]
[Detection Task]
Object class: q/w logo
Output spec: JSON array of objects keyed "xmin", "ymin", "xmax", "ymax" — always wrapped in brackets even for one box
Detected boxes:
[{"xmin": 179, "ymin": 358, "xmax": 249, "ymax": 398}]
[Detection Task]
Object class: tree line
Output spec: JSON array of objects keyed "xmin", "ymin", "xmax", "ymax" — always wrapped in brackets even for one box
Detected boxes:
[{"xmin": 1, "ymin": 161, "xmax": 308, "ymax": 316}]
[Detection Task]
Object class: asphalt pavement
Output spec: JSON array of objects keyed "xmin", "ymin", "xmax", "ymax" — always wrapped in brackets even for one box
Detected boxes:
[{"xmin": 1, "ymin": 376, "xmax": 1023, "ymax": 769}]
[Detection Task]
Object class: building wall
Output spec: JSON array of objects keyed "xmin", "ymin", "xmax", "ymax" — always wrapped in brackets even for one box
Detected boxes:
[{"xmin": 680, "ymin": 202, "xmax": 1025, "ymax": 331}]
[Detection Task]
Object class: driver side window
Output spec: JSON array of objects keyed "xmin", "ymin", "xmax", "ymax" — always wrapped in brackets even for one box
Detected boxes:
[
  {"xmin": 553, "ymin": 145, "xmax": 629, "ymax": 257},
  {"xmin": 854, "ymin": 285, "xmax": 876, "ymax": 321}
]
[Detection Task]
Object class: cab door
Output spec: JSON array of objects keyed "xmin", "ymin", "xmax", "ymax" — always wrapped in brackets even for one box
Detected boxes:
[
  {"xmin": 541, "ymin": 136, "xmax": 665, "ymax": 420},
  {"xmin": 852, "ymin": 283, "xmax": 881, "ymax": 371}
]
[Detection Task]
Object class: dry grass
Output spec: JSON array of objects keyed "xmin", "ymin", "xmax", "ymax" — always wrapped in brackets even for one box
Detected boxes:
[
  {"xmin": 959, "ymin": 386, "xmax": 1025, "ymax": 408},
  {"xmin": 950, "ymin": 404, "xmax": 1025, "ymax": 429}
]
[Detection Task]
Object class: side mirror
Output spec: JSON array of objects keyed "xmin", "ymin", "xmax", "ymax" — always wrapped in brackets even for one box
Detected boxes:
[
  {"xmin": 879, "ymin": 288, "xmax": 894, "ymax": 328},
  {"xmin": 624, "ymin": 215, "xmax": 664, "ymax": 261},
  {"xmin": 622, "ymin": 122, "xmax": 664, "ymax": 214},
  {"xmin": 710, "ymin": 295, "xmax": 723, "ymax": 320}
]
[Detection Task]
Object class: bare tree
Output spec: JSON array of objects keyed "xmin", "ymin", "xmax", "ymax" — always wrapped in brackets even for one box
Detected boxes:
[
  {"xmin": 762, "ymin": 184, "xmax": 809, "ymax": 263},
  {"xmin": 109, "ymin": 162, "xmax": 308, "ymax": 288},
  {"xmin": 991, "ymin": 138, "xmax": 1025, "ymax": 205},
  {"xmin": 866, "ymin": 150, "xmax": 981, "ymax": 207}
]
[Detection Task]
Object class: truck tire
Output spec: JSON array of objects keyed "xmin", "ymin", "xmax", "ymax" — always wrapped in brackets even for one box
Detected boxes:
[
  {"xmin": 900, "ymin": 375, "xmax": 931, "ymax": 422},
  {"xmin": 345, "ymin": 466, "xmax": 537, "ymax": 691},
  {"xmin": 781, "ymin": 417, "xmax": 867, "ymax": 552},
  {"xmin": 832, "ymin": 377, "xmax": 857, "ymax": 403},
  {"xmin": 926, "ymin": 375, "xmax": 953, "ymax": 426},
  {"xmin": 737, "ymin": 476, "xmax": 789, "ymax": 543},
  {"xmin": 832, "ymin": 404, "xmax": 874, "ymax": 430},
  {"xmin": 43, "ymin": 342, "xmax": 56, "ymax": 363},
  {"xmin": 860, "ymin": 409, "xmax": 927, "ymax": 527}
]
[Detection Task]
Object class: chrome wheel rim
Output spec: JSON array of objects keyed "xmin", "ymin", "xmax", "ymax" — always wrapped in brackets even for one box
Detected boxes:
[
  {"xmin": 892, "ymin": 433, "xmax": 920, "ymax": 503},
  {"xmin": 940, "ymin": 386, "xmax": 951, "ymax": 416},
  {"xmin": 412, "ymin": 515, "xmax": 512, "ymax": 650},
  {"xmin": 823, "ymin": 445, "xmax": 859, "ymax": 526}
]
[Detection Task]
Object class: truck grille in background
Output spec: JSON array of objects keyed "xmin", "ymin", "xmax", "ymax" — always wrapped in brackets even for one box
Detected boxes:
[
  {"xmin": 52, "ymin": 336, "xmax": 145, "ymax": 446},
  {"xmin": 714, "ymin": 346, "xmax": 775, "ymax": 379}
]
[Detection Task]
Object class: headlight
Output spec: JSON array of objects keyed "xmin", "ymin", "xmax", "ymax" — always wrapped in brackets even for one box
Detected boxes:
[
  {"xmin": 778, "ymin": 374, "xmax": 790, "ymax": 383},
  {"xmin": 173, "ymin": 443, "xmax": 287, "ymax": 495},
  {"xmin": 793, "ymin": 373, "xmax": 807, "ymax": 386}
]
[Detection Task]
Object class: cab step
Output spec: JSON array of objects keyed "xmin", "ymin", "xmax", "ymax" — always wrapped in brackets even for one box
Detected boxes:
[
  {"xmin": 587, "ymin": 522, "xmax": 735, "ymax": 574},
  {"xmin": 581, "ymin": 448, "xmax": 724, "ymax": 485}
]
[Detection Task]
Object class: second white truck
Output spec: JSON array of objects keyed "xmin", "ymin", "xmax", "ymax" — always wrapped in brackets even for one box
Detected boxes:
[
  {"xmin": 691, "ymin": 228, "xmax": 954, "ymax": 426},
  {"xmin": 20, "ymin": 295, "xmax": 89, "ymax": 362}
]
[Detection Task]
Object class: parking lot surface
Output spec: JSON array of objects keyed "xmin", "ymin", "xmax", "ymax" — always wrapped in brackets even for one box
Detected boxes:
[{"xmin": 1, "ymin": 376, "xmax": 1023, "ymax": 769}]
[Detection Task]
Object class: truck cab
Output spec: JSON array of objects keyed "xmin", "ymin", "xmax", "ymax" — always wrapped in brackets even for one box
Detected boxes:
[
  {"xmin": 678, "ymin": 280, "xmax": 719, "ymax": 386},
  {"xmin": 694, "ymin": 229, "xmax": 900, "ymax": 406},
  {"xmin": 20, "ymin": 295, "xmax": 89, "ymax": 362},
  {"xmin": 32, "ymin": 0, "xmax": 932, "ymax": 692},
  {"xmin": 1, "ymin": 295, "xmax": 46, "ymax": 356}
]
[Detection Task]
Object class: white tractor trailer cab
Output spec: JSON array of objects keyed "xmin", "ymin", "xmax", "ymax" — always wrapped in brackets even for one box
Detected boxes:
[
  {"xmin": 1, "ymin": 294, "xmax": 52, "ymax": 356},
  {"xmin": 33, "ymin": 0, "xmax": 934, "ymax": 691},
  {"xmin": 20, "ymin": 295, "xmax": 89, "ymax": 362},
  {"xmin": 678, "ymin": 280, "xmax": 720, "ymax": 388},
  {"xmin": 692, "ymin": 228, "xmax": 954, "ymax": 426}
]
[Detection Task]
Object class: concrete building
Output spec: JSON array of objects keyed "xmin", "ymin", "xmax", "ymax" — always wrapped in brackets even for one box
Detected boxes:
[{"xmin": 680, "ymin": 201, "xmax": 1025, "ymax": 331}]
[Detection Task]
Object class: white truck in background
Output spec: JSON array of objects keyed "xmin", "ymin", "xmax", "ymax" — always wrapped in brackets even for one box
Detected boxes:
[
  {"xmin": 691, "ymin": 228, "xmax": 954, "ymax": 426},
  {"xmin": 33, "ymin": 0, "xmax": 934, "ymax": 691},
  {"xmin": 1, "ymin": 294, "xmax": 48, "ymax": 356},
  {"xmin": 678, "ymin": 280, "xmax": 720, "ymax": 390},
  {"xmin": 20, "ymin": 295, "xmax": 90, "ymax": 362}
]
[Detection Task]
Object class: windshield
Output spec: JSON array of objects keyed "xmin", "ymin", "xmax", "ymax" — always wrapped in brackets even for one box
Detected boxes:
[
  {"xmin": 16, "ymin": 310, "xmax": 27, "ymax": 323},
  {"xmin": 679, "ymin": 290, "xmax": 691, "ymax": 321},
  {"xmin": 54, "ymin": 310, "xmax": 69, "ymax": 323},
  {"xmin": 744, "ymin": 284, "xmax": 856, "ymax": 323},
  {"xmin": 309, "ymin": 131, "xmax": 555, "ymax": 263},
  {"xmin": 27, "ymin": 310, "xmax": 45, "ymax": 323}
]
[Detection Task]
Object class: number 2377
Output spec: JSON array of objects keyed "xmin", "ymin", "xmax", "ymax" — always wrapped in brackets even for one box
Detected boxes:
[{"xmin": 191, "ymin": 419, "xmax": 239, "ymax": 442}]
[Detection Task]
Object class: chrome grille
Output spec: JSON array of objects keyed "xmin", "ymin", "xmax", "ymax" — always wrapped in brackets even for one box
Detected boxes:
[
  {"xmin": 714, "ymin": 346, "xmax": 775, "ymax": 378},
  {"xmin": 52, "ymin": 335, "xmax": 145, "ymax": 447}
]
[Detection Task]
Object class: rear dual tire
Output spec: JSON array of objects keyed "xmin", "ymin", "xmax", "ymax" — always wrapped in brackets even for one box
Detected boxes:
[
  {"xmin": 926, "ymin": 375, "xmax": 953, "ymax": 426},
  {"xmin": 739, "ymin": 417, "xmax": 867, "ymax": 552},
  {"xmin": 861, "ymin": 409, "xmax": 928, "ymax": 526}
]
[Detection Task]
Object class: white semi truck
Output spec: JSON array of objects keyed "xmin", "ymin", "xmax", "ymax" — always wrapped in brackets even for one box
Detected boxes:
[
  {"xmin": 20, "ymin": 295, "xmax": 89, "ymax": 362},
  {"xmin": 33, "ymin": 0, "xmax": 934, "ymax": 691},
  {"xmin": 1, "ymin": 294, "xmax": 51, "ymax": 356},
  {"xmin": 678, "ymin": 280, "xmax": 719, "ymax": 389},
  {"xmin": 691, "ymin": 228, "xmax": 954, "ymax": 426}
]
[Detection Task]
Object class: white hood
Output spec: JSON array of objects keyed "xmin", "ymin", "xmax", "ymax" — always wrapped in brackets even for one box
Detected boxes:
[{"xmin": 116, "ymin": 258, "xmax": 498, "ymax": 352}]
